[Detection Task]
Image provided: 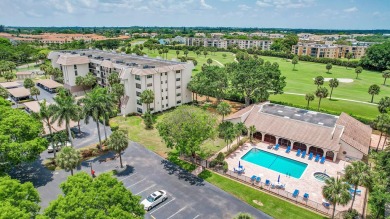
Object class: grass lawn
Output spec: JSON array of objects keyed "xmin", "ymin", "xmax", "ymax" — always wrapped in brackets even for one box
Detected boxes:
[
  {"xmin": 110, "ymin": 113, "xmax": 225, "ymax": 158},
  {"xmin": 199, "ymin": 170, "xmax": 326, "ymax": 219},
  {"xmin": 269, "ymin": 93, "xmax": 379, "ymax": 120}
]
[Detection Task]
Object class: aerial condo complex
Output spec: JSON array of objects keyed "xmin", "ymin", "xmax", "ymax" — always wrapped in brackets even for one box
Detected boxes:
[{"xmin": 0, "ymin": 1, "xmax": 390, "ymax": 219}]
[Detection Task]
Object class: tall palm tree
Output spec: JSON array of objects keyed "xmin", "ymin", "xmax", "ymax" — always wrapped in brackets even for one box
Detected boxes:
[
  {"xmin": 315, "ymin": 87, "xmax": 329, "ymax": 111},
  {"xmin": 368, "ymin": 84, "xmax": 380, "ymax": 103},
  {"xmin": 249, "ymin": 125, "xmax": 256, "ymax": 142},
  {"xmin": 30, "ymin": 86, "xmax": 40, "ymax": 101},
  {"xmin": 224, "ymin": 125, "xmax": 236, "ymax": 151},
  {"xmin": 51, "ymin": 90, "xmax": 78, "ymax": 147},
  {"xmin": 314, "ymin": 76, "xmax": 324, "ymax": 88},
  {"xmin": 217, "ymin": 101, "xmax": 231, "ymax": 122},
  {"xmin": 235, "ymin": 122, "xmax": 247, "ymax": 143},
  {"xmin": 328, "ymin": 78, "xmax": 339, "ymax": 100},
  {"xmin": 322, "ymin": 177, "xmax": 351, "ymax": 219},
  {"xmin": 38, "ymin": 100, "xmax": 55, "ymax": 157},
  {"xmin": 82, "ymin": 87, "xmax": 114, "ymax": 150},
  {"xmin": 55, "ymin": 146, "xmax": 81, "ymax": 176},
  {"xmin": 107, "ymin": 130, "xmax": 128, "ymax": 168},
  {"xmin": 140, "ymin": 89, "xmax": 155, "ymax": 112},
  {"xmin": 382, "ymin": 70, "xmax": 390, "ymax": 85},
  {"xmin": 305, "ymin": 93, "xmax": 315, "ymax": 109},
  {"xmin": 344, "ymin": 161, "xmax": 371, "ymax": 211}
]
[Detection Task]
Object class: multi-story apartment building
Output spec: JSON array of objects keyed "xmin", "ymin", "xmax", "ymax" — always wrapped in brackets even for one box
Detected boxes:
[
  {"xmin": 292, "ymin": 43, "xmax": 368, "ymax": 59},
  {"xmin": 186, "ymin": 38, "xmax": 272, "ymax": 50},
  {"xmin": 48, "ymin": 50, "xmax": 193, "ymax": 115}
]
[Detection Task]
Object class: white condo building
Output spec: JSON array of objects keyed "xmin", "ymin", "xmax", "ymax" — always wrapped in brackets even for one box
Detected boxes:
[{"xmin": 48, "ymin": 50, "xmax": 194, "ymax": 115}]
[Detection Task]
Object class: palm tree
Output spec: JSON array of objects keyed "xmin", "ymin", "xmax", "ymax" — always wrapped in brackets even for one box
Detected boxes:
[
  {"xmin": 355, "ymin": 66, "xmax": 363, "ymax": 79},
  {"xmin": 55, "ymin": 146, "xmax": 81, "ymax": 176},
  {"xmin": 382, "ymin": 70, "xmax": 390, "ymax": 85},
  {"xmin": 23, "ymin": 78, "xmax": 35, "ymax": 89},
  {"xmin": 176, "ymin": 50, "xmax": 180, "ymax": 58},
  {"xmin": 235, "ymin": 122, "xmax": 247, "ymax": 143},
  {"xmin": 184, "ymin": 49, "xmax": 189, "ymax": 57},
  {"xmin": 249, "ymin": 125, "xmax": 256, "ymax": 142},
  {"xmin": 292, "ymin": 56, "xmax": 298, "ymax": 70},
  {"xmin": 51, "ymin": 89, "xmax": 78, "ymax": 147},
  {"xmin": 82, "ymin": 87, "xmax": 113, "ymax": 150},
  {"xmin": 207, "ymin": 58, "xmax": 213, "ymax": 66},
  {"xmin": 368, "ymin": 84, "xmax": 380, "ymax": 103},
  {"xmin": 322, "ymin": 177, "xmax": 351, "ymax": 219},
  {"xmin": 75, "ymin": 76, "xmax": 85, "ymax": 93},
  {"xmin": 344, "ymin": 161, "xmax": 371, "ymax": 211},
  {"xmin": 328, "ymin": 78, "xmax": 339, "ymax": 100},
  {"xmin": 326, "ymin": 63, "xmax": 333, "ymax": 73},
  {"xmin": 224, "ymin": 125, "xmax": 236, "ymax": 151},
  {"xmin": 140, "ymin": 89, "xmax": 155, "ymax": 112},
  {"xmin": 217, "ymin": 102, "xmax": 231, "ymax": 121},
  {"xmin": 30, "ymin": 86, "xmax": 40, "ymax": 100},
  {"xmin": 107, "ymin": 130, "xmax": 128, "ymax": 168},
  {"xmin": 305, "ymin": 93, "xmax": 315, "ymax": 109},
  {"xmin": 315, "ymin": 87, "xmax": 329, "ymax": 111},
  {"xmin": 372, "ymin": 113, "xmax": 390, "ymax": 151},
  {"xmin": 314, "ymin": 76, "xmax": 324, "ymax": 87},
  {"xmin": 196, "ymin": 50, "xmax": 201, "ymax": 57},
  {"xmin": 0, "ymin": 86, "xmax": 8, "ymax": 99},
  {"xmin": 38, "ymin": 100, "xmax": 55, "ymax": 157}
]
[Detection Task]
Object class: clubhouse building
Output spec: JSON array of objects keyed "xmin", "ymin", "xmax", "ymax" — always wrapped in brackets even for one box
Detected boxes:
[
  {"xmin": 226, "ymin": 102, "xmax": 372, "ymax": 162},
  {"xmin": 48, "ymin": 50, "xmax": 194, "ymax": 115}
]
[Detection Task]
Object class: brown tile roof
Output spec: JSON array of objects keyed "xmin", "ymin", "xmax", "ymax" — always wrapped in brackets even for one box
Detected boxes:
[
  {"xmin": 56, "ymin": 54, "xmax": 90, "ymax": 65},
  {"xmin": 336, "ymin": 113, "xmax": 372, "ymax": 155},
  {"xmin": 7, "ymin": 87, "xmax": 30, "ymax": 98},
  {"xmin": 0, "ymin": 82, "xmax": 20, "ymax": 89},
  {"xmin": 23, "ymin": 101, "xmax": 41, "ymax": 113},
  {"xmin": 225, "ymin": 105, "xmax": 255, "ymax": 120},
  {"xmin": 101, "ymin": 60, "xmax": 114, "ymax": 68},
  {"xmin": 36, "ymin": 79, "xmax": 63, "ymax": 89}
]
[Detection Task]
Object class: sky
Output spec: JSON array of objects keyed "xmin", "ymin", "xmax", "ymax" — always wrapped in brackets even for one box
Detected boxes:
[{"xmin": 0, "ymin": 0, "xmax": 389, "ymax": 29}]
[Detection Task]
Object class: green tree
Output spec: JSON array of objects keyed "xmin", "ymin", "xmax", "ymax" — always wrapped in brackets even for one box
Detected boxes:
[
  {"xmin": 176, "ymin": 50, "xmax": 180, "ymax": 57},
  {"xmin": 372, "ymin": 114, "xmax": 390, "ymax": 151},
  {"xmin": 322, "ymin": 177, "xmax": 351, "ymax": 219},
  {"xmin": 314, "ymin": 76, "xmax": 324, "ymax": 87},
  {"xmin": 140, "ymin": 89, "xmax": 155, "ymax": 112},
  {"xmin": 220, "ymin": 121, "xmax": 236, "ymax": 151},
  {"xmin": 37, "ymin": 100, "xmax": 55, "ymax": 157},
  {"xmin": 315, "ymin": 87, "xmax": 329, "ymax": 111},
  {"xmin": 23, "ymin": 78, "xmax": 34, "ymax": 89},
  {"xmin": 157, "ymin": 105, "xmax": 216, "ymax": 158},
  {"xmin": 108, "ymin": 71, "xmax": 121, "ymax": 85},
  {"xmin": 360, "ymin": 41, "xmax": 390, "ymax": 71},
  {"xmin": 355, "ymin": 66, "xmax": 363, "ymax": 79},
  {"xmin": 291, "ymin": 56, "xmax": 298, "ymax": 70},
  {"xmin": 227, "ymin": 58, "xmax": 286, "ymax": 106},
  {"xmin": 235, "ymin": 122, "xmax": 247, "ymax": 142},
  {"xmin": 51, "ymin": 89, "xmax": 78, "ymax": 147},
  {"xmin": 44, "ymin": 172, "xmax": 145, "ymax": 218},
  {"xmin": 217, "ymin": 101, "xmax": 231, "ymax": 121},
  {"xmin": 249, "ymin": 125, "xmax": 256, "ymax": 142},
  {"xmin": 234, "ymin": 212, "xmax": 254, "ymax": 219},
  {"xmin": 184, "ymin": 49, "xmax": 189, "ymax": 57},
  {"xmin": 0, "ymin": 86, "xmax": 8, "ymax": 99},
  {"xmin": 111, "ymin": 83, "xmax": 124, "ymax": 110},
  {"xmin": 4, "ymin": 71, "xmax": 15, "ymax": 81},
  {"xmin": 326, "ymin": 63, "xmax": 333, "ymax": 73},
  {"xmin": 30, "ymin": 86, "xmax": 40, "ymax": 100},
  {"xmin": 305, "ymin": 93, "xmax": 315, "ymax": 109},
  {"xmin": 207, "ymin": 58, "xmax": 213, "ymax": 66},
  {"xmin": 55, "ymin": 146, "xmax": 81, "ymax": 175},
  {"xmin": 346, "ymin": 52, "xmax": 353, "ymax": 69},
  {"xmin": 0, "ymin": 176, "xmax": 40, "ymax": 218},
  {"xmin": 196, "ymin": 50, "xmax": 201, "ymax": 57},
  {"xmin": 378, "ymin": 96, "xmax": 390, "ymax": 113},
  {"xmin": 107, "ymin": 130, "xmax": 128, "ymax": 168},
  {"xmin": 328, "ymin": 78, "xmax": 339, "ymax": 100},
  {"xmin": 222, "ymin": 53, "xmax": 227, "ymax": 59},
  {"xmin": 203, "ymin": 50, "xmax": 208, "ymax": 58},
  {"xmin": 368, "ymin": 84, "xmax": 380, "ymax": 103},
  {"xmin": 382, "ymin": 70, "xmax": 390, "ymax": 85},
  {"xmin": 344, "ymin": 161, "xmax": 371, "ymax": 211},
  {"xmin": 143, "ymin": 111, "xmax": 154, "ymax": 129}
]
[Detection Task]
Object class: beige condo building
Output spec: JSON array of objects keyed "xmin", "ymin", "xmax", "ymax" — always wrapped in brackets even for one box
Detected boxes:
[
  {"xmin": 292, "ymin": 43, "xmax": 368, "ymax": 59},
  {"xmin": 186, "ymin": 37, "xmax": 272, "ymax": 50}
]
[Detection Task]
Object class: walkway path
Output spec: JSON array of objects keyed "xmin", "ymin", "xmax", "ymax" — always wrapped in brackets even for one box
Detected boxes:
[
  {"xmin": 212, "ymin": 59, "xmax": 224, "ymax": 67},
  {"xmin": 284, "ymin": 92, "xmax": 378, "ymax": 106}
]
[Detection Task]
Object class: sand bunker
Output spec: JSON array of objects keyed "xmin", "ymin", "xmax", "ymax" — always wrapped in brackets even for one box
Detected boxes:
[{"xmin": 313, "ymin": 78, "xmax": 354, "ymax": 83}]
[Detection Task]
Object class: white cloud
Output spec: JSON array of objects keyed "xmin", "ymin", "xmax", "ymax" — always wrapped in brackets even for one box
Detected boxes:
[
  {"xmin": 256, "ymin": 0, "xmax": 315, "ymax": 9},
  {"xmin": 238, "ymin": 4, "xmax": 250, "ymax": 11},
  {"xmin": 343, "ymin": 7, "xmax": 358, "ymax": 13},
  {"xmin": 64, "ymin": 1, "xmax": 74, "ymax": 13},
  {"xmin": 200, "ymin": 0, "xmax": 212, "ymax": 9},
  {"xmin": 256, "ymin": 1, "xmax": 272, "ymax": 7}
]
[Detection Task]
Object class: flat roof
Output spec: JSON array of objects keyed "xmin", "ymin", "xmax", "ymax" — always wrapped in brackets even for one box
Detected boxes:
[
  {"xmin": 7, "ymin": 87, "xmax": 30, "ymax": 98},
  {"xmin": 0, "ymin": 81, "xmax": 20, "ymax": 89},
  {"xmin": 23, "ymin": 101, "xmax": 41, "ymax": 113},
  {"xmin": 260, "ymin": 104, "xmax": 338, "ymax": 128},
  {"xmin": 36, "ymin": 79, "xmax": 63, "ymax": 89}
]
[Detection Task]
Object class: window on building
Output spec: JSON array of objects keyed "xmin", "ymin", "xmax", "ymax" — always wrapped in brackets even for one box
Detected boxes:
[
  {"xmin": 135, "ymin": 75, "xmax": 141, "ymax": 80},
  {"xmin": 136, "ymin": 83, "xmax": 141, "ymax": 89},
  {"xmin": 165, "ymin": 88, "xmax": 168, "ymax": 91},
  {"xmin": 165, "ymin": 72, "xmax": 167, "ymax": 75},
  {"xmin": 162, "ymin": 105, "xmax": 164, "ymax": 108},
  {"xmin": 147, "ymin": 83, "xmax": 152, "ymax": 87},
  {"xmin": 176, "ymin": 93, "xmax": 181, "ymax": 97},
  {"xmin": 161, "ymin": 97, "xmax": 164, "ymax": 100},
  {"xmin": 176, "ymin": 70, "xmax": 181, "ymax": 73},
  {"xmin": 75, "ymin": 71, "xmax": 78, "ymax": 76},
  {"xmin": 166, "ymin": 96, "xmax": 168, "ymax": 99},
  {"xmin": 176, "ymin": 86, "xmax": 181, "ymax": 89},
  {"xmin": 136, "ymin": 91, "xmax": 141, "ymax": 97},
  {"xmin": 74, "ymin": 65, "xmax": 77, "ymax": 70},
  {"xmin": 150, "ymin": 108, "xmax": 154, "ymax": 111},
  {"xmin": 147, "ymin": 75, "xmax": 153, "ymax": 78},
  {"xmin": 160, "ymin": 73, "xmax": 163, "ymax": 76},
  {"xmin": 165, "ymin": 80, "xmax": 167, "ymax": 83},
  {"xmin": 161, "ymin": 81, "xmax": 163, "ymax": 84},
  {"xmin": 161, "ymin": 89, "xmax": 163, "ymax": 92},
  {"xmin": 137, "ymin": 108, "xmax": 143, "ymax": 113},
  {"xmin": 177, "ymin": 100, "xmax": 181, "ymax": 104},
  {"xmin": 176, "ymin": 78, "xmax": 181, "ymax": 81},
  {"xmin": 166, "ymin": 104, "xmax": 168, "ymax": 107},
  {"xmin": 137, "ymin": 99, "xmax": 142, "ymax": 105}
]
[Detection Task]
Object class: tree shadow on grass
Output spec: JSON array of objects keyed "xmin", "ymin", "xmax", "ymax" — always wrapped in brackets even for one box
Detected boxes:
[
  {"xmin": 328, "ymin": 99, "xmax": 339, "ymax": 102},
  {"xmin": 160, "ymin": 160, "xmax": 205, "ymax": 186}
]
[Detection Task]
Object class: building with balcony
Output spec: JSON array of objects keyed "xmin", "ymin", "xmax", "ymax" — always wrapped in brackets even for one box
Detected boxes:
[
  {"xmin": 186, "ymin": 38, "xmax": 272, "ymax": 50},
  {"xmin": 48, "ymin": 50, "xmax": 194, "ymax": 115},
  {"xmin": 291, "ymin": 43, "xmax": 368, "ymax": 59}
]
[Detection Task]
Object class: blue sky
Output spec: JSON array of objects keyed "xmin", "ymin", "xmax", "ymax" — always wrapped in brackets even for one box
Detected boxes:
[{"xmin": 0, "ymin": 0, "xmax": 389, "ymax": 29}]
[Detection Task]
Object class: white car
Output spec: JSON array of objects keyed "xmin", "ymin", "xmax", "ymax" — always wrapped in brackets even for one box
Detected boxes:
[
  {"xmin": 47, "ymin": 142, "xmax": 71, "ymax": 153},
  {"xmin": 141, "ymin": 190, "xmax": 168, "ymax": 211}
]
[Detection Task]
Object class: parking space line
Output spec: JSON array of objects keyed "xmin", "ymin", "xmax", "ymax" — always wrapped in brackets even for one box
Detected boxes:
[
  {"xmin": 149, "ymin": 197, "xmax": 176, "ymax": 214},
  {"xmin": 193, "ymin": 215, "xmax": 200, "ymax": 219},
  {"xmin": 166, "ymin": 206, "xmax": 187, "ymax": 219},
  {"xmin": 135, "ymin": 184, "xmax": 156, "ymax": 195},
  {"xmin": 119, "ymin": 173, "xmax": 137, "ymax": 181},
  {"xmin": 126, "ymin": 178, "xmax": 145, "ymax": 188}
]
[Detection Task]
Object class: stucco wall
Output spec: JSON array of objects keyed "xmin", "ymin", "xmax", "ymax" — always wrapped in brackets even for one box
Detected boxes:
[{"xmin": 337, "ymin": 140, "xmax": 364, "ymax": 161}]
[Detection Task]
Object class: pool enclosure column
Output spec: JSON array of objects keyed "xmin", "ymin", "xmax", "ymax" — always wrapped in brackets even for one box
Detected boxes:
[
  {"xmin": 261, "ymin": 132, "xmax": 265, "ymax": 141},
  {"xmin": 333, "ymin": 152, "xmax": 338, "ymax": 162}
]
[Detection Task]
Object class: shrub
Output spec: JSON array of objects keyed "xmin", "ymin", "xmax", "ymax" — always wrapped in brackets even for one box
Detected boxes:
[
  {"xmin": 343, "ymin": 209, "xmax": 359, "ymax": 219},
  {"xmin": 109, "ymin": 121, "xmax": 119, "ymax": 131},
  {"xmin": 215, "ymin": 152, "xmax": 225, "ymax": 162},
  {"xmin": 225, "ymin": 137, "xmax": 248, "ymax": 156}
]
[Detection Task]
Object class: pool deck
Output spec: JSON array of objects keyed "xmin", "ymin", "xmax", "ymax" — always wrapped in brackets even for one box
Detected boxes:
[{"xmin": 225, "ymin": 141, "xmax": 366, "ymax": 215}]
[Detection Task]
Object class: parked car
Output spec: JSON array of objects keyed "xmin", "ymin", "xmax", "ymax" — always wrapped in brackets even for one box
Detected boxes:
[
  {"xmin": 47, "ymin": 141, "xmax": 71, "ymax": 153},
  {"xmin": 141, "ymin": 190, "xmax": 168, "ymax": 211}
]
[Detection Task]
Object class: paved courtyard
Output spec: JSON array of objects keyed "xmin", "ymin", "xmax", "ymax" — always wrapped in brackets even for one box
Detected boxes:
[{"xmin": 225, "ymin": 142, "xmax": 366, "ymax": 215}]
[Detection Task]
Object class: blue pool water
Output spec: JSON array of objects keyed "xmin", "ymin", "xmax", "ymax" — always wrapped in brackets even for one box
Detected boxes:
[{"xmin": 241, "ymin": 148, "xmax": 308, "ymax": 179}]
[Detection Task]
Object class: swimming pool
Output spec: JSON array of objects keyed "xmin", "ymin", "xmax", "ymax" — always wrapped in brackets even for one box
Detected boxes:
[{"xmin": 241, "ymin": 148, "xmax": 308, "ymax": 179}]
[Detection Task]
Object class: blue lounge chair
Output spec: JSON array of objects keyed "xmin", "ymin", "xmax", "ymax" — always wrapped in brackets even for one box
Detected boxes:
[
  {"xmin": 296, "ymin": 149, "xmax": 301, "ymax": 156},
  {"xmin": 308, "ymin": 152, "xmax": 314, "ymax": 160},
  {"xmin": 301, "ymin": 150, "xmax": 306, "ymax": 158},
  {"xmin": 265, "ymin": 180, "xmax": 270, "ymax": 186},
  {"xmin": 349, "ymin": 188, "xmax": 361, "ymax": 195},
  {"xmin": 274, "ymin": 144, "xmax": 280, "ymax": 150},
  {"xmin": 303, "ymin": 193, "xmax": 309, "ymax": 199},
  {"xmin": 292, "ymin": 189, "xmax": 299, "ymax": 197},
  {"xmin": 256, "ymin": 176, "xmax": 261, "ymax": 183},
  {"xmin": 314, "ymin": 154, "xmax": 320, "ymax": 162},
  {"xmin": 286, "ymin": 146, "xmax": 291, "ymax": 153},
  {"xmin": 251, "ymin": 175, "xmax": 256, "ymax": 181},
  {"xmin": 320, "ymin": 156, "xmax": 326, "ymax": 164}
]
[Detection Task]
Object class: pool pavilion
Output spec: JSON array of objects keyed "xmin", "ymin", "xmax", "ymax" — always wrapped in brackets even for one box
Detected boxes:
[{"xmin": 226, "ymin": 102, "xmax": 372, "ymax": 162}]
